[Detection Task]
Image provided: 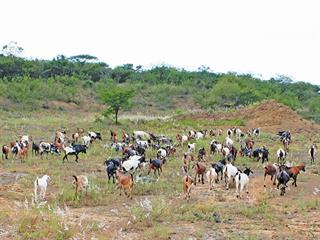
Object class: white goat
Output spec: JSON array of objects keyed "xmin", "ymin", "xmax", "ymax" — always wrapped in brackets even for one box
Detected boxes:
[
  {"xmin": 235, "ymin": 128, "xmax": 243, "ymax": 141},
  {"xmin": 276, "ymin": 148, "xmax": 287, "ymax": 163},
  {"xmin": 225, "ymin": 137, "xmax": 234, "ymax": 147},
  {"xmin": 122, "ymin": 155, "xmax": 144, "ymax": 172},
  {"xmin": 157, "ymin": 148, "xmax": 167, "ymax": 159},
  {"xmin": 206, "ymin": 168, "xmax": 218, "ymax": 190},
  {"xmin": 195, "ymin": 131, "xmax": 204, "ymax": 140},
  {"xmin": 187, "ymin": 143, "xmax": 196, "ymax": 153},
  {"xmin": 82, "ymin": 135, "xmax": 92, "ymax": 147},
  {"xmin": 222, "ymin": 147, "xmax": 230, "ymax": 157},
  {"xmin": 136, "ymin": 140, "xmax": 149, "ymax": 148},
  {"xmin": 223, "ymin": 163, "xmax": 238, "ymax": 190},
  {"xmin": 234, "ymin": 168, "xmax": 253, "ymax": 198},
  {"xmin": 34, "ymin": 175, "xmax": 51, "ymax": 202},
  {"xmin": 133, "ymin": 131, "xmax": 150, "ymax": 140},
  {"xmin": 20, "ymin": 135, "xmax": 30, "ymax": 147}
]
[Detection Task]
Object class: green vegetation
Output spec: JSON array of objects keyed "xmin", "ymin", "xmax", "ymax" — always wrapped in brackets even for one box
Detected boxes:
[
  {"xmin": 98, "ymin": 83, "xmax": 134, "ymax": 124},
  {"xmin": 0, "ymin": 44, "xmax": 319, "ymax": 121}
]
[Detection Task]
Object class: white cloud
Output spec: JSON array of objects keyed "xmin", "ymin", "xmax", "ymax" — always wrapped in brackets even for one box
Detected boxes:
[{"xmin": 1, "ymin": 0, "xmax": 319, "ymax": 84}]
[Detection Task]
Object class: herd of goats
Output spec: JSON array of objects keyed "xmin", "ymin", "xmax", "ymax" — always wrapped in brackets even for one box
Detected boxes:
[{"xmin": 1, "ymin": 126, "xmax": 318, "ymax": 202}]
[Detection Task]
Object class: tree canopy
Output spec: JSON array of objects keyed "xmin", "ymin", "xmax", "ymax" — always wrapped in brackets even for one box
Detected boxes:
[
  {"xmin": 98, "ymin": 83, "xmax": 134, "ymax": 124},
  {"xmin": 0, "ymin": 46, "xmax": 319, "ymax": 122}
]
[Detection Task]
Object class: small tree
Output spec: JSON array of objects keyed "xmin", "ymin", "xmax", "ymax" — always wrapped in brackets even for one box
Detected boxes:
[
  {"xmin": 2, "ymin": 41, "xmax": 23, "ymax": 56},
  {"xmin": 98, "ymin": 84, "xmax": 134, "ymax": 124}
]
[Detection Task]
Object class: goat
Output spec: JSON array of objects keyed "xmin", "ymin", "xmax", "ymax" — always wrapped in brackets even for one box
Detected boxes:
[
  {"xmin": 187, "ymin": 143, "xmax": 196, "ymax": 153},
  {"xmin": 183, "ymin": 153, "xmax": 194, "ymax": 170},
  {"xmin": 63, "ymin": 144, "xmax": 87, "ymax": 163},
  {"xmin": 157, "ymin": 148, "xmax": 167, "ymax": 159},
  {"xmin": 209, "ymin": 129, "xmax": 222, "ymax": 137},
  {"xmin": 252, "ymin": 128, "xmax": 261, "ymax": 136},
  {"xmin": 210, "ymin": 140, "xmax": 223, "ymax": 155},
  {"xmin": 110, "ymin": 130, "xmax": 117, "ymax": 143},
  {"xmin": 211, "ymin": 158, "xmax": 226, "ymax": 182},
  {"xmin": 116, "ymin": 169, "xmax": 133, "ymax": 199},
  {"xmin": 72, "ymin": 128, "xmax": 84, "ymax": 143},
  {"xmin": 122, "ymin": 155, "xmax": 145, "ymax": 172},
  {"xmin": 82, "ymin": 135, "xmax": 92, "ymax": 147},
  {"xmin": 183, "ymin": 175, "xmax": 194, "ymax": 200},
  {"xmin": 286, "ymin": 164, "xmax": 305, "ymax": 187},
  {"xmin": 263, "ymin": 163, "xmax": 279, "ymax": 187},
  {"xmin": 227, "ymin": 129, "xmax": 233, "ymax": 138},
  {"xmin": 176, "ymin": 134, "xmax": 190, "ymax": 145},
  {"xmin": 223, "ymin": 163, "xmax": 238, "ymax": 190},
  {"xmin": 88, "ymin": 131, "xmax": 102, "ymax": 140},
  {"xmin": 222, "ymin": 147, "xmax": 230, "ymax": 158},
  {"xmin": 235, "ymin": 128, "xmax": 244, "ymax": 141},
  {"xmin": 193, "ymin": 162, "xmax": 206, "ymax": 185},
  {"xmin": 206, "ymin": 167, "xmax": 218, "ymax": 190},
  {"xmin": 32, "ymin": 142, "xmax": 40, "ymax": 156},
  {"xmin": 34, "ymin": 175, "xmax": 51, "ymax": 202},
  {"xmin": 2, "ymin": 145, "xmax": 9, "ymax": 160},
  {"xmin": 105, "ymin": 158, "xmax": 121, "ymax": 183},
  {"xmin": 20, "ymin": 135, "xmax": 31, "ymax": 148},
  {"xmin": 225, "ymin": 136, "xmax": 233, "ymax": 147},
  {"xmin": 136, "ymin": 139, "xmax": 150, "ymax": 148},
  {"xmin": 309, "ymin": 144, "xmax": 317, "ymax": 164},
  {"xmin": 72, "ymin": 175, "xmax": 89, "ymax": 198},
  {"xmin": 276, "ymin": 165, "xmax": 291, "ymax": 196},
  {"xmin": 235, "ymin": 168, "xmax": 253, "ymax": 198},
  {"xmin": 132, "ymin": 131, "xmax": 150, "ymax": 140},
  {"xmin": 277, "ymin": 148, "xmax": 287, "ymax": 163},
  {"xmin": 39, "ymin": 142, "xmax": 52, "ymax": 159},
  {"xmin": 252, "ymin": 146, "xmax": 269, "ymax": 165},
  {"xmin": 198, "ymin": 147, "xmax": 206, "ymax": 161},
  {"xmin": 17, "ymin": 143, "xmax": 28, "ymax": 162},
  {"xmin": 195, "ymin": 131, "xmax": 205, "ymax": 140},
  {"xmin": 148, "ymin": 158, "xmax": 166, "ymax": 176}
]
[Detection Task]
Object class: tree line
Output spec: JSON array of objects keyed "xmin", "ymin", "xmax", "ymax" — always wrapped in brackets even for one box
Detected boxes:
[{"xmin": 0, "ymin": 43, "xmax": 319, "ymax": 122}]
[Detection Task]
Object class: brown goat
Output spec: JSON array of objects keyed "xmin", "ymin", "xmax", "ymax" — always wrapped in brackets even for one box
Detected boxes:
[
  {"xmin": 263, "ymin": 164, "xmax": 279, "ymax": 187},
  {"xmin": 72, "ymin": 132, "xmax": 80, "ymax": 143},
  {"xmin": 18, "ymin": 144, "xmax": 28, "ymax": 162},
  {"xmin": 72, "ymin": 175, "xmax": 89, "ymax": 198},
  {"xmin": 116, "ymin": 169, "xmax": 133, "ymax": 199},
  {"xmin": 183, "ymin": 175, "xmax": 194, "ymax": 200},
  {"xmin": 183, "ymin": 153, "xmax": 194, "ymax": 170},
  {"xmin": 2, "ymin": 145, "xmax": 9, "ymax": 160},
  {"xmin": 193, "ymin": 162, "xmax": 206, "ymax": 185}
]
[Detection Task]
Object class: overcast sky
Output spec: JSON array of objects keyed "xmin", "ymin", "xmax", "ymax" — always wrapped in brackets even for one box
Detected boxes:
[{"xmin": 1, "ymin": 0, "xmax": 319, "ymax": 84}]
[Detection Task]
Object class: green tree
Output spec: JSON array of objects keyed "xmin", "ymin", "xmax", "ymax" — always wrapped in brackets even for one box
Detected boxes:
[{"xmin": 98, "ymin": 84, "xmax": 134, "ymax": 124}]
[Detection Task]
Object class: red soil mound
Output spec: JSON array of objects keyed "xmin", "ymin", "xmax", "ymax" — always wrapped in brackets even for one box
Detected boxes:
[{"xmin": 180, "ymin": 100, "xmax": 320, "ymax": 134}]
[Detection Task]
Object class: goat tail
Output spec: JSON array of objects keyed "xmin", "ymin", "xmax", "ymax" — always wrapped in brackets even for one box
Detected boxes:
[
  {"xmin": 130, "ymin": 173, "xmax": 134, "ymax": 185},
  {"xmin": 72, "ymin": 175, "xmax": 78, "ymax": 182}
]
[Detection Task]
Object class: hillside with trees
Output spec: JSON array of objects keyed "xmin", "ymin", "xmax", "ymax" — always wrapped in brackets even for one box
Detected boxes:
[{"xmin": 0, "ymin": 43, "xmax": 319, "ymax": 122}]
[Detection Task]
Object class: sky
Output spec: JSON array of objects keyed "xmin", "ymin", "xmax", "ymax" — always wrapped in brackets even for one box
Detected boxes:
[{"xmin": 1, "ymin": 0, "xmax": 319, "ymax": 84}]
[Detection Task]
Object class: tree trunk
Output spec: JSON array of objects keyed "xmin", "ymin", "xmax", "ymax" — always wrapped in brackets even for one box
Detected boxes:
[{"xmin": 115, "ymin": 110, "xmax": 118, "ymax": 125}]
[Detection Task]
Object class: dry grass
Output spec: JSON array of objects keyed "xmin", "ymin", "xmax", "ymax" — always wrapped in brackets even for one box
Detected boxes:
[{"xmin": 1, "ymin": 108, "xmax": 320, "ymax": 239}]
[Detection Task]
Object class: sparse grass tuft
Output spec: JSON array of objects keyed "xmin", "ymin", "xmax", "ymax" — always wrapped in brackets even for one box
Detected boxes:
[{"xmin": 17, "ymin": 209, "xmax": 73, "ymax": 239}]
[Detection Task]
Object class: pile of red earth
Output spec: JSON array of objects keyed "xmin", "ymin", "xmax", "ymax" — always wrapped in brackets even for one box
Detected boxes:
[{"xmin": 178, "ymin": 100, "xmax": 320, "ymax": 134}]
